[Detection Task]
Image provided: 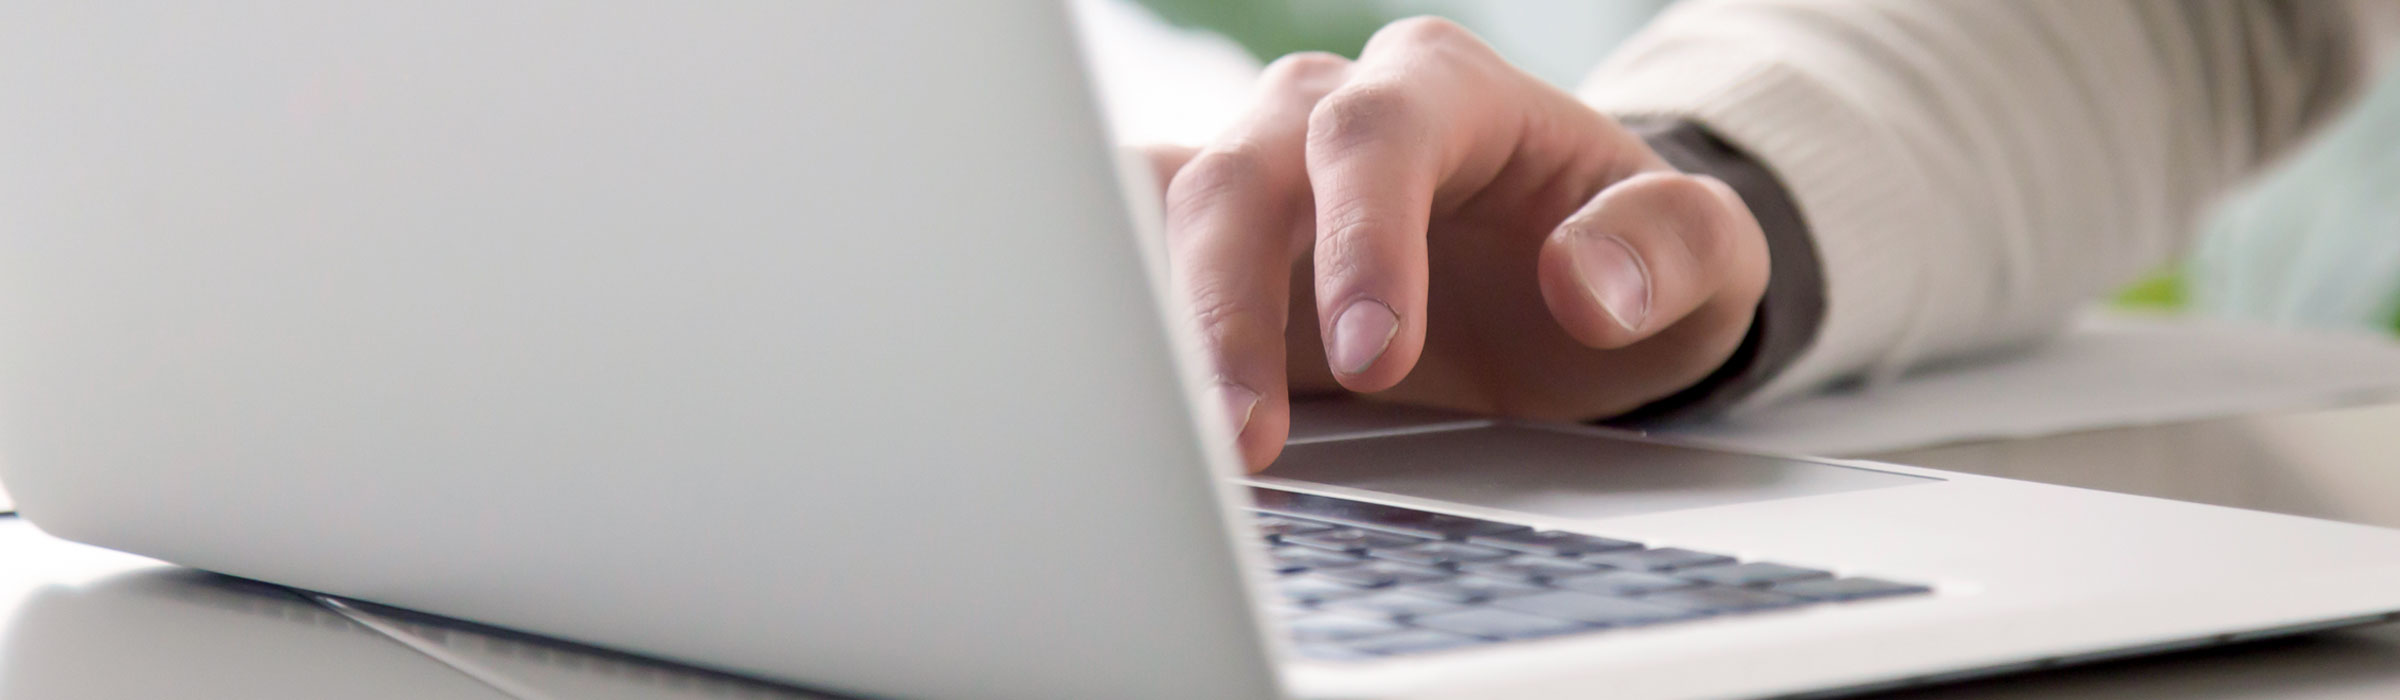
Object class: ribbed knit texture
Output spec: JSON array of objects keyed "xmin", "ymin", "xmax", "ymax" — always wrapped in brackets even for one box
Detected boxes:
[{"xmin": 1576, "ymin": 0, "xmax": 2392, "ymax": 410}]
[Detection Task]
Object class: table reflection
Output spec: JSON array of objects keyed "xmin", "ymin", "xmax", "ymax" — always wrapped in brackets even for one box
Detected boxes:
[
  {"xmin": 0, "ymin": 523, "xmax": 840, "ymax": 700},
  {"xmin": 1874, "ymin": 402, "xmax": 2400, "ymax": 529},
  {"xmin": 0, "ymin": 568, "xmax": 511, "ymax": 699},
  {"xmin": 319, "ymin": 597, "xmax": 843, "ymax": 700}
]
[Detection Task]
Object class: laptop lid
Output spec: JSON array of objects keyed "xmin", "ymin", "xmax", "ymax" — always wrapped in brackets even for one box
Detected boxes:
[{"xmin": 0, "ymin": 2, "xmax": 1277, "ymax": 698}]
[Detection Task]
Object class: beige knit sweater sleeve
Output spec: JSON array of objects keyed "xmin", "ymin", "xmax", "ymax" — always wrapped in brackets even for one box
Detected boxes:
[{"xmin": 1580, "ymin": 0, "xmax": 2396, "ymax": 409}]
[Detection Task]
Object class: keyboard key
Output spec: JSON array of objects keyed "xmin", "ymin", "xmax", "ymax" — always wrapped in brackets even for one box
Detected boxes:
[
  {"xmin": 1580, "ymin": 547, "xmax": 1733, "ymax": 571},
  {"xmin": 1493, "ymin": 591, "xmax": 1699, "ymax": 627},
  {"xmin": 1469, "ymin": 530, "xmax": 1641, "ymax": 557},
  {"xmin": 1675, "ymin": 562, "xmax": 1832, "ymax": 588},
  {"xmin": 1552, "ymin": 570, "xmax": 1700, "ymax": 596},
  {"xmin": 1401, "ymin": 517, "xmax": 1526, "ymax": 539},
  {"xmin": 1279, "ymin": 576, "xmax": 1376, "ymax": 605},
  {"xmin": 1268, "ymin": 601, "xmax": 1313, "ymax": 618},
  {"xmin": 1363, "ymin": 512, "xmax": 1535, "ymax": 541},
  {"xmin": 1268, "ymin": 546, "xmax": 1366, "ymax": 574},
  {"xmin": 1771, "ymin": 577, "xmax": 1932, "ymax": 601},
  {"xmin": 1315, "ymin": 561, "xmax": 1455, "ymax": 588},
  {"xmin": 1256, "ymin": 514, "xmax": 1337, "ymax": 541},
  {"xmin": 1411, "ymin": 608, "xmax": 1589, "ymax": 640},
  {"xmin": 1285, "ymin": 613, "xmax": 1408, "ymax": 642},
  {"xmin": 1251, "ymin": 487, "xmax": 1909, "ymax": 659},
  {"xmin": 1399, "ymin": 576, "xmax": 1547, "ymax": 603},
  {"xmin": 1284, "ymin": 528, "xmax": 1429, "ymax": 554},
  {"xmin": 1368, "ymin": 541, "xmax": 1515, "ymax": 567},
  {"xmin": 1322, "ymin": 591, "xmax": 1472, "ymax": 619},
  {"xmin": 1458, "ymin": 554, "xmax": 1602, "ymax": 583},
  {"xmin": 1638, "ymin": 586, "xmax": 1805, "ymax": 614},
  {"xmin": 1341, "ymin": 628, "xmax": 1485, "ymax": 656}
]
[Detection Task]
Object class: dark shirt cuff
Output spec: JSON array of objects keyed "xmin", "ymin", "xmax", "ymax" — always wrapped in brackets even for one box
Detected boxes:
[{"xmin": 1606, "ymin": 119, "xmax": 1826, "ymax": 425}]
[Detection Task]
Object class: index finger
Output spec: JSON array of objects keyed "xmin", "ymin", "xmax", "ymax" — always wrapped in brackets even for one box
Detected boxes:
[{"xmin": 1163, "ymin": 52, "xmax": 1350, "ymax": 470}]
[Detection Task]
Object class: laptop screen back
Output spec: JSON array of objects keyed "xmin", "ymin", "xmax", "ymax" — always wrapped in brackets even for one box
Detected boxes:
[{"xmin": 0, "ymin": 3, "xmax": 1273, "ymax": 698}]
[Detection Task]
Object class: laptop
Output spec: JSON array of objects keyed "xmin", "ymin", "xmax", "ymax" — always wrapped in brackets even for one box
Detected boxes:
[{"xmin": 4, "ymin": 3, "xmax": 2399, "ymax": 699}]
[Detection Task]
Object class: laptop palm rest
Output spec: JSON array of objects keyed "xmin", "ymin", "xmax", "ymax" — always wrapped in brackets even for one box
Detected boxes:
[{"xmin": 1265, "ymin": 422, "xmax": 1934, "ymax": 521}]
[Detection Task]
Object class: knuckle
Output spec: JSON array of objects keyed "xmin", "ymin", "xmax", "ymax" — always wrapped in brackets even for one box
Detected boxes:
[
  {"xmin": 1614, "ymin": 171, "xmax": 1720, "ymax": 211},
  {"xmin": 1311, "ymin": 207, "xmax": 1386, "ymax": 280},
  {"xmin": 1313, "ymin": 254, "xmax": 1370, "ymax": 291},
  {"xmin": 1306, "ymin": 82, "xmax": 1418, "ymax": 153},
  {"xmin": 1182, "ymin": 284, "xmax": 1269, "ymax": 346},
  {"xmin": 1315, "ymin": 201, "xmax": 1378, "ymax": 249},
  {"xmin": 1164, "ymin": 147, "xmax": 1267, "ymax": 218},
  {"xmin": 1372, "ymin": 15, "xmax": 1475, "ymax": 50},
  {"xmin": 1259, "ymin": 51, "xmax": 1350, "ymax": 89}
]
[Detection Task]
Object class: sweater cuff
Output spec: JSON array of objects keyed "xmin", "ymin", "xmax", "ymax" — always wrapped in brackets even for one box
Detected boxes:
[
  {"xmin": 1583, "ymin": 39, "xmax": 1943, "ymax": 410},
  {"xmin": 1606, "ymin": 119, "xmax": 1826, "ymax": 424}
]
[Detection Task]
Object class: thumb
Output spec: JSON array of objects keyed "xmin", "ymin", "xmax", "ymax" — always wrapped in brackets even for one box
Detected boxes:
[{"xmin": 1535, "ymin": 172, "xmax": 1768, "ymax": 349}]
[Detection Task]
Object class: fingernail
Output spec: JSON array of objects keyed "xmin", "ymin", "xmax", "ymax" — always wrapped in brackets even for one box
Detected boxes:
[
  {"xmin": 1572, "ymin": 235, "xmax": 1650, "ymax": 331},
  {"xmin": 1217, "ymin": 382, "xmax": 1260, "ymax": 437},
  {"xmin": 1329, "ymin": 299, "xmax": 1399, "ymax": 376}
]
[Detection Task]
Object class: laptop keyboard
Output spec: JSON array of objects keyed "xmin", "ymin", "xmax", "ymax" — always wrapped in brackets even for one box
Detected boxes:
[{"xmin": 1250, "ymin": 488, "xmax": 1931, "ymax": 660}]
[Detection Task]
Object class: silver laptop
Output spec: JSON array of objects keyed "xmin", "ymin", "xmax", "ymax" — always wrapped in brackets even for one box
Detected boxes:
[{"xmin": 5, "ymin": 3, "xmax": 2400, "ymax": 699}]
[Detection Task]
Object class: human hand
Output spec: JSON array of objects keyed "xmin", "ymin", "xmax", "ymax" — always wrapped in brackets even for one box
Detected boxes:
[{"xmin": 1143, "ymin": 18, "xmax": 1769, "ymax": 471}]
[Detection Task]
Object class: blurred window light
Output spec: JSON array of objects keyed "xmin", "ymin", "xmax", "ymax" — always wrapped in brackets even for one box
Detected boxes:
[{"xmin": 2189, "ymin": 58, "xmax": 2400, "ymax": 335}]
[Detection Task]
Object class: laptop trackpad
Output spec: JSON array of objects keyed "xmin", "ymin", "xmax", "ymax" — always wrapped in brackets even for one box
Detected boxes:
[{"xmin": 1264, "ymin": 424, "xmax": 1934, "ymax": 520}]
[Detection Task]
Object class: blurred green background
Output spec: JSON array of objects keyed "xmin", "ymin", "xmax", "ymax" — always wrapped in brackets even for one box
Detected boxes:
[{"xmin": 1127, "ymin": 0, "xmax": 2400, "ymax": 336}]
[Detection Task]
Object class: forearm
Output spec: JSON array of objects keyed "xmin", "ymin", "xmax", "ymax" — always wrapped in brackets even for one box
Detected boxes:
[{"xmin": 1584, "ymin": 0, "xmax": 2393, "ymax": 410}]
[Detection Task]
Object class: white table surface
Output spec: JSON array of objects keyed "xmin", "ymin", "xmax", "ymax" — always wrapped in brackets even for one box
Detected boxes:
[{"xmin": 1859, "ymin": 401, "xmax": 2400, "ymax": 699}]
